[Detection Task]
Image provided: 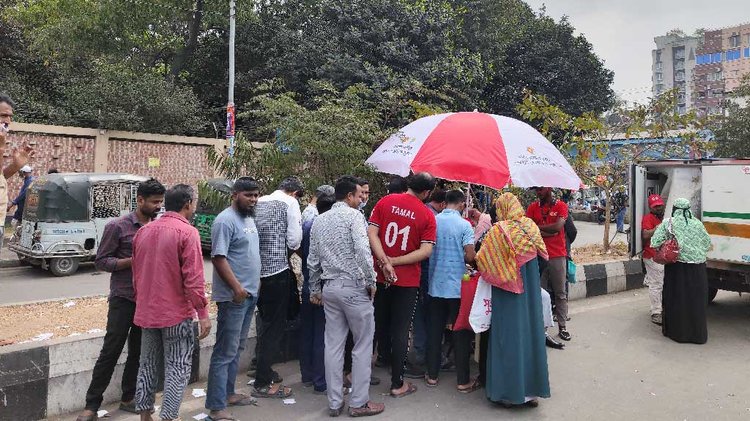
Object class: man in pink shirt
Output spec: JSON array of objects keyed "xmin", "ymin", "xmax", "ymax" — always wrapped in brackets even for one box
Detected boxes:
[{"xmin": 132, "ymin": 184, "xmax": 211, "ymax": 421}]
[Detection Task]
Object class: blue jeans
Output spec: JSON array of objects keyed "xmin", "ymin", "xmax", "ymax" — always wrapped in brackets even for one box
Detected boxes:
[
  {"xmin": 206, "ymin": 296, "xmax": 257, "ymax": 411},
  {"xmin": 299, "ymin": 290, "xmax": 327, "ymax": 391},
  {"xmin": 616, "ymin": 207, "xmax": 626, "ymax": 232}
]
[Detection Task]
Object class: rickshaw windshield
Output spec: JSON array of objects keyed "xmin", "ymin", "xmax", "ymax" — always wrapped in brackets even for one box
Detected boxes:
[{"xmin": 23, "ymin": 176, "xmax": 89, "ymax": 222}]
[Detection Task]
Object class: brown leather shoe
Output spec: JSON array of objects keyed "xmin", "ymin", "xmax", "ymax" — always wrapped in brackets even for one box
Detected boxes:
[{"xmin": 349, "ymin": 401, "xmax": 385, "ymax": 417}]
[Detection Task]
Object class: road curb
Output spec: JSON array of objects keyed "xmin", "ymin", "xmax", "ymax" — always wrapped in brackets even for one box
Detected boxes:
[
  {"xmin": 0, "ymin": 258, "xmax": 20, "ymax": 269},
  {"xmin": 570, "ymin": 258, "xmax": 645, "ymax": 301}
]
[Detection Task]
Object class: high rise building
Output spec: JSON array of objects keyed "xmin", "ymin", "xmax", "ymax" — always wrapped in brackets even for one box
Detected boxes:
[
  {"xmin": 652, "ymin": 33, "xmax": 700, "ymax": 115},
  {"xmin": 693, "ymin": 23, "xmax": 750, "ymax": 116}
]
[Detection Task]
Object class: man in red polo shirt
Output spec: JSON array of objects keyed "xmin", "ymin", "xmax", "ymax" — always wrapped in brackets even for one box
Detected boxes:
[
  {"xmin": 641, "ymin": 194, "xmax": 666, "ymax": 326},
  {"xmin": 527, "ymin": 187, "xmax": 571, "ymax": 341},
  {"xmin": 368, "ymin": 172, "xmax": 437, "ymax": 399}
]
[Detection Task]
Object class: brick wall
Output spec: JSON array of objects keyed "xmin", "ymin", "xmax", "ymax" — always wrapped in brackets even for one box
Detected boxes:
[
  {"xmin": 1, "ymin": 132, "xmax": 96, "ymax": 199},
  {"xmin": 107, "ymin": 139, "xmax": 214, "ymax": 187}
]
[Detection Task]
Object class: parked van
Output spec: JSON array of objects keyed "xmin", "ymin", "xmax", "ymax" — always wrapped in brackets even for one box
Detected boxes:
[{"xmin": 630, "ymin": 159, "xmax": 750, "ymax": 301}]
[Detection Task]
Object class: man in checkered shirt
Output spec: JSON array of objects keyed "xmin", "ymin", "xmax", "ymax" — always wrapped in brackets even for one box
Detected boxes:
[{"xmin": 251, "ymin": 177, "xmax": 303, "ymax": 399}]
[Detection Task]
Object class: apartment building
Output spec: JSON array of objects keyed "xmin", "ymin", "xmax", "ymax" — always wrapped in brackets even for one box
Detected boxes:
[
  {"xmin": 693, "ymin": 23, "xmax": 750, "ymax": 115},
  {"xmin": 652, "ymin": 33, "xmax": 700, "ymax": 115}
]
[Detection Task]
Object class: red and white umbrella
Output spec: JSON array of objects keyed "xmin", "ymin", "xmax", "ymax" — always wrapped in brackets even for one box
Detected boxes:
[{"xmin": 366, "ymin": 112, "xmax": 581, "ymax": 190}]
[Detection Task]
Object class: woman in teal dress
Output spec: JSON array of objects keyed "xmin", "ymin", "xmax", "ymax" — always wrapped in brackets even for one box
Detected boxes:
[{"xmin": 476, "ymin": 193, "xmax": 550, "ymax": 408}]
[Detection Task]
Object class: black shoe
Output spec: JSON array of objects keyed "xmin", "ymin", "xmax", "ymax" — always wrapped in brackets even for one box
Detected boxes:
[
  {"xmin": 440, "ymin": 360, "xmax": 455, "ymax": 372},
  {"xmin": 374, "ymin": 358, "xmax": 390, "ymax": 368},
  {"xmin": 545, "ymin": 334, "xmax": 565, "ymax": 349},
  {"xmin": 403, "ymin": 364, "xmax": 425, "ymax": 379},
  {"xmin": 329, "ymin": 405, "xmax": 344, "ymax": 417},
  {"xmin": 272, "ymin": 371, "xmax": 283, "ymax": 383},
  {"xmin": 558, "ymin": 328, "xmax": 572, "ymax": 341},
  {"xmin": 370, "ymin": 376, "xmax": 381, "ymax": 386}
]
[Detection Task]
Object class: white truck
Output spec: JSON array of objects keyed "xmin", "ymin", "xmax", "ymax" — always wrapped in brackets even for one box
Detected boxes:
[{"xmin": 629, "ymin": 159, "xmax": 750, "ymax": 302}]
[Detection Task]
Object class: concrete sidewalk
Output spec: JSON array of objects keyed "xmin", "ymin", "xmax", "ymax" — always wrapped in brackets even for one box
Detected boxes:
[
  {"xmin": 49, "ymin": 290, "xmax": 750, "ymax": 421},
  {"xmin": 0, "ymin": 240, "xmax": 20, "ymax": 268}
]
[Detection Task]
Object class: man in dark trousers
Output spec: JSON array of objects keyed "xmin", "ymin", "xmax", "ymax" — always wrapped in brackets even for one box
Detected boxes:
[
  {"xmin": 527, "ymin": 187, "xmax": 571, "ymax": 342},
  {"xmin": 76, "ymin": 179, "xmax": 165, "ymax": 421}
]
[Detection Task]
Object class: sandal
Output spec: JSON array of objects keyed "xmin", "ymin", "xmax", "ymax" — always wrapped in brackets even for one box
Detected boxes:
[
  {"xmin": 424, "ymin": 376, "xmax": 439, "ymax": 388},
  {"xmin": 251, "ymin": 383, "xmax": 293, "ymax": 399},
  {"xmin": 457, "ymin": 379, "xmax": 481, "ymax": 394},
  {"xmin": 119, "ymin": 401, "xmax": 138, "ymax": 414},
  {"xmin": 389, "ymin": 381, "xmax": 417, "ymax": 398},
  {"xmin": 348, "ymin": 401, "xmax": 386, "ymax": 417},
  {"xmin": 228, "ymin": 394, "xmax": 257, "ymax": 406}
]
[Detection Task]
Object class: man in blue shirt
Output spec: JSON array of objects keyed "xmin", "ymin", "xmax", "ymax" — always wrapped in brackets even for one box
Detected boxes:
[
  {"xmin": 205, "ymin": 177, "xmax": 263, "ymax": 420},
  {"xmin": 299, "ymin": 185, "xmax": 335, "ymax": 394},
  {"xmin": 425, "ymin": 190, "xmax": 477, "ymax": 392}
]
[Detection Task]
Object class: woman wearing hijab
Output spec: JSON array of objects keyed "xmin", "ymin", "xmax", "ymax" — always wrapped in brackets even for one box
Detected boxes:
[
  {"xmin": 650, "ymin": 197, "xmax": 712, "ymax": 344},
  {"xmin": 476, "ymin": 193, "xmax": 550, "ymax": 408}
]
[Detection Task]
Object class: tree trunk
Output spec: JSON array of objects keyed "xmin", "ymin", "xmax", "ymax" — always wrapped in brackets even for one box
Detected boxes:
[
  {"xmin": 170, "ymin": 0, "xmax": 204, "ymax": 80},
  {"xmin": 603, "ymin": 189, "xmax": 611, "ymax": 252}
]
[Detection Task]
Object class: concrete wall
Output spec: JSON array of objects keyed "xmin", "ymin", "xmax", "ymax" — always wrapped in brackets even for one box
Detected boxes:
[
  {"xmin": 1, "ymin": 122, "xmax": 227, "ymax": 202},
  {"xmin": 0, "ymin": 259, "xmax": 645, "ymax": 421}
]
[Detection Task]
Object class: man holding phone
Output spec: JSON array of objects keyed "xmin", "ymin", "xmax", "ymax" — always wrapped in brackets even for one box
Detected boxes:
[{"xmin": 205, "ymin": 177, "xmax": 263, "ymax": 420}]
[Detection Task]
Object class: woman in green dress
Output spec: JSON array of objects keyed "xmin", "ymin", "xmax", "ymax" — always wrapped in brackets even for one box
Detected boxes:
[
  {"xmin": 650, "ymin": 197, "xmax": 712, "ymax": 344},
  {"xmin": 476, "ymin": 193, "xmax": 550, "ymax": 408}
]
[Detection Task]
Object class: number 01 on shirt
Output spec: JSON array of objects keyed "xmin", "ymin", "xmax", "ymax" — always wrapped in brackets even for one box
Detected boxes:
[{"xmin": 369, "ymin": 193, "xmax": 437, "ymax": 287}]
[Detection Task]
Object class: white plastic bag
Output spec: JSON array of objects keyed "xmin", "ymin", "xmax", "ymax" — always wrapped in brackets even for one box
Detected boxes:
[{"xmin": 469, "ymin": 277, "xmax": 492, "ymax": 333}]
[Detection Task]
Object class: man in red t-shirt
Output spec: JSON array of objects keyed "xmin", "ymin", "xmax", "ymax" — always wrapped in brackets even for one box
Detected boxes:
[
  {"xmin": 527, "ymin": 187, "xmax": 571, "ymax": 341},
  {"xmin": 641, "ymin": 194, "xmax": 666, "ymax": 325},
  {"xmin": 368, "ymin": 172, "xmax": 437, "ymax": 398}
]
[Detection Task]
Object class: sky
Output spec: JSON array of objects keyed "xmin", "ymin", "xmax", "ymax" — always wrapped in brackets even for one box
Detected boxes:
[{"xmin": 524, "ymin": 0, "xmax": 747, "ymax": 104}]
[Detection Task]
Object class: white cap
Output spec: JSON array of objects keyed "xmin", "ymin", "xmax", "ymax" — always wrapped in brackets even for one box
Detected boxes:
[{"xmin": 20, "ymin": 165, "xmax": 32, "ymax": 173}]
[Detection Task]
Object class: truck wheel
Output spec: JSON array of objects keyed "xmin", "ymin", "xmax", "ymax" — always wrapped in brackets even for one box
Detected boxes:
[
  {"xmin": 49, "ymin": 257, "xmax": 80, "ymax": 277},
  {"xmin": 707, "ymin": 287, "xmax": 719, "ymax": 304}
]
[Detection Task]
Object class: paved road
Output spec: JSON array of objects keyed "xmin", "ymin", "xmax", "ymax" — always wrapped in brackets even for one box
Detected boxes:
[
  {"xmin": 51, "ymin": 289, "xmax": 750, "ymax": 421},
  {"xmin": 2, "ymin": 222, "xmax": 621, "ymax": 305},
  {"xmin": 574, "ymin": 221, "xmax": 630, "ymax": 247},
  {"xmin": 0, "ymin": 258, "xmax": 214, "ymax": 306}
]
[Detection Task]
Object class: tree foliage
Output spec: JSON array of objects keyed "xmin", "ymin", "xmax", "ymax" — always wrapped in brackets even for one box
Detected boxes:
[
  {"xmin": 518, "ymin": 89, "xmax": 712, "ymax": 250},
  {"xmin": 714, "ymin": 76, "xmax": 750, "ymax": 158},
  {"xmin": 207, "ymin": 82, "xmax": 390, "ymax": 198},
  {"xmin": 3, "ymin": 0, "xmax": 615, "ymax": 136}
]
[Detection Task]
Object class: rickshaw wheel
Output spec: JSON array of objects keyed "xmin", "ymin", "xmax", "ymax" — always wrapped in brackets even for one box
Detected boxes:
[{"xmin": 49, "ymin": 257, "xmax": 80, "ymax": 277}]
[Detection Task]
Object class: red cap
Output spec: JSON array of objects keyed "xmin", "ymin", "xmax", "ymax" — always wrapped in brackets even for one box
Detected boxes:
[{"xmin": 648, "ymin": 194, "xmax": 664, "ymax": 208}]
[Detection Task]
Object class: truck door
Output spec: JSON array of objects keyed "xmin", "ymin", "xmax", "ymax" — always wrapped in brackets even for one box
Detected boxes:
[
  {"xmin": 702, "ymin": 164, "xmax": 750, "ymax": 264},
  {"xmin": 629, "ymin": 164, "xmax": 647, "ymax": 257}
]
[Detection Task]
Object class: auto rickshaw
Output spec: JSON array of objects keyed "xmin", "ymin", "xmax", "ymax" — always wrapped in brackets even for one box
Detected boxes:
[
  {"xmin": 9, "ymin": 173, "xmax": 148, "ymax": 276},
  {"xmin": 193, "ymin": 178, "xmax": 234, "ymax": 251}
]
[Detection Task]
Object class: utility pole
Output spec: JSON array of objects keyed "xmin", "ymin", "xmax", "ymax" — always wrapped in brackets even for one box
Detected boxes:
[{"xmin": 226, "ymin": 0, "xmax": 236, "ymax": 156}]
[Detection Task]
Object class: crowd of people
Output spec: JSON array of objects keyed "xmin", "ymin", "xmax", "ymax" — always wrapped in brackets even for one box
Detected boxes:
[
  {"xmin": 1, "ymin": 91, "xmax": 715, "ymax": 420},
  {"xmin": 68, "ymin": 168, "xmax": 587, "ymax": 421}
]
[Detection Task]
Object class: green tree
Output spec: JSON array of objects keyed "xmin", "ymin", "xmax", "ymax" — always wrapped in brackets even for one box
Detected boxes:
[
  {"xmin": 518, "ymin": 89, "xmax": 711, "ymax": 251},
  {"xmin": 208, "ymin": 81, "xmax": 389, "ymax": 197},
  {"xmin": 714, "ymin": 76, "xmax": 750, "ymax": 158}
]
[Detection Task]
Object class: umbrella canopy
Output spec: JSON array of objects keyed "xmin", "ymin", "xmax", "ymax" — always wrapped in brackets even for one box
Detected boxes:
[{"xmin": 366, "ymin": 112, "xmax": 581, "ymax": 190}]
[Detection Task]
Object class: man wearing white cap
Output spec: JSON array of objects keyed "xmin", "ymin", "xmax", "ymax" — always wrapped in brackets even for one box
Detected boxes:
[{"xmin": 8, "ymin": 165, "xmax": 34, "ymax": 229}]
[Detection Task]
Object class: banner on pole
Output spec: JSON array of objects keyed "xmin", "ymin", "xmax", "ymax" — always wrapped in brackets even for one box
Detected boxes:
[{"xmin": 226, "ymin": 103, "xmax": 235, "ymax": 156}]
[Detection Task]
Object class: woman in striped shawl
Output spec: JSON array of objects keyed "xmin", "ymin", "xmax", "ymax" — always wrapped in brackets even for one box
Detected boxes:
[{"xmin": 476, "ymin": 192, "xmax": 550, "ymax": 408}]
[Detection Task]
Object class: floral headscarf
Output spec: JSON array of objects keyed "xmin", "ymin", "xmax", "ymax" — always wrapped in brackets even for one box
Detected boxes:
[{"xmin": 476, "ymin": 193, "xmax": 548, "ymax": 294}]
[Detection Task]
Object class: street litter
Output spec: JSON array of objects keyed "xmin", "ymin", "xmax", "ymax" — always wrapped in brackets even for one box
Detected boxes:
[
  {"xmin": 97, "ymin": 410, "xmax": 108, "ymax": 417},
  {"xmin": 31, "ymin": 333, "xmax": 53, "ymax": 341},
  {"xmin": 247, "ymin": 379, "xmax": 255, "ymax": 385},
  {"xmin": 192, "ymin": 388, "xmax": 207, "ymax": 398},
  {"xmin": 283, "ymin": 398, "xmax": 296, "ymax": 405},
  {"xmin": 63, "ymin": 301, "xmax": 76, "ymax": 308},
  {"xmin": 87, "ymin": 329, "xmax": 104, "ymax": 334},
  {"xmin": 193, "ymin": 414, "xmax": 208, "ymax": 420}
]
